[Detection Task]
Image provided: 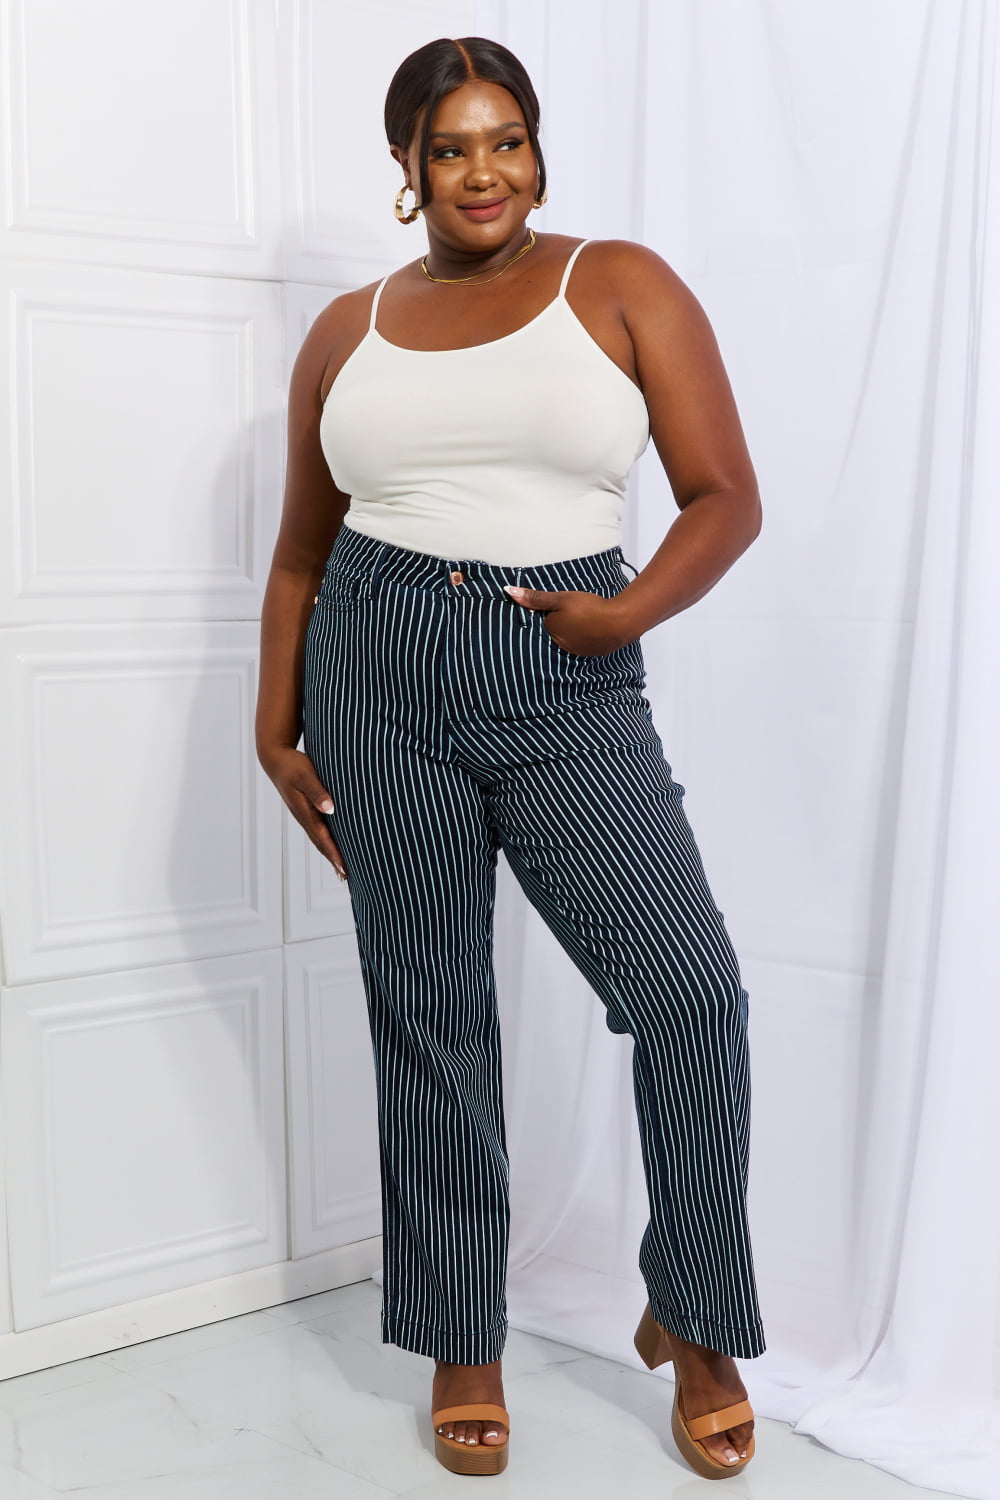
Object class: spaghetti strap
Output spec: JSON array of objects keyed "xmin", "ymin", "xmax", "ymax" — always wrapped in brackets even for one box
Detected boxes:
[
  {"xmin": 368, "ymin": 275, "xmax": 390, "ymax": 333},
  {"xmin": 558, "ymin": 239, "xmax": 591, "ymax": 298}
]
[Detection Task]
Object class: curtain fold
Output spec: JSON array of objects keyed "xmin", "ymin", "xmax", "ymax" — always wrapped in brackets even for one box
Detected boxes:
[{"xmin": 482, "ymin": 1, "xmax": 1000, "ymax": 1493}]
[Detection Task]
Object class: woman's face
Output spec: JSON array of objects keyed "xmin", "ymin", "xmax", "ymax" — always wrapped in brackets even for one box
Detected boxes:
[{"xmin": 396, "ymin": 80, "xmax": 539, "ymax": 249}]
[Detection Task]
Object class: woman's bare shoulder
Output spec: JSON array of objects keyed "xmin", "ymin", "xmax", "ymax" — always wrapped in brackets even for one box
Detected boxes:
[
  {"xmin": 303, "ymin": 283, "xmax": 375, "ymax": 383},
  {"xmin": 313, "ymin": 280, "xmax": 379, "ymax": 334},
  {"xmin": 292, "ymin": 277, "xmax": 400, "ymax": 402},
  {"xmin": 576, "ymin": 238, "xmax": 692, "ymax": 302}
]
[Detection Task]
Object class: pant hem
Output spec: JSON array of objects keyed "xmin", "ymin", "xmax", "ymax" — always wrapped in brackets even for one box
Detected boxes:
[
  {"xmin": 382, "ymin": 1310, "xmax": 508, "ymax": 1364},
  {"xmin": 649, "ymin": 1296, "xmax": 766, "ymax": 1359}
]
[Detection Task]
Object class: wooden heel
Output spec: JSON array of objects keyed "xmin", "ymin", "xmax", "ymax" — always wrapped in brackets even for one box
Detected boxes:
[
  {"xmin": 634, "ymin": 1302, "xmax": 757, "ymax": 1479},
  {"xmin": 634, "ymin": 1301, "xmax": 674, "ymax": 1370}
]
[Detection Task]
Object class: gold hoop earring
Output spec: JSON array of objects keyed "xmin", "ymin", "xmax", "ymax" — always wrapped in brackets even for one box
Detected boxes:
[
  {"xmin": 394, "ymin": 185, "xmax": 420, "ymax": 224},
  {"xmin": 532, "ymin": 187, "xmax": 548, "ymax": 209}
]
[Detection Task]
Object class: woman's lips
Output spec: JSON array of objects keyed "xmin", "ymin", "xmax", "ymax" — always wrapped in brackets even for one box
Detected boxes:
[{"xmin": 458, "ymin": 199, "xmax": 508, "ymax": 221}]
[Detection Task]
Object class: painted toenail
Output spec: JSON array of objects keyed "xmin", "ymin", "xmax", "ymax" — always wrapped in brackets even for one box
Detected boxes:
[{"xmin": 468, "ymin": 1437, "xmax": 477, "ymax": 1445}]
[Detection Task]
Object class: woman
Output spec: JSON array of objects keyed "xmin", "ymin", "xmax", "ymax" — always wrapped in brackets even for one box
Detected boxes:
[{"xmin": 256, "ymin": 35, "xmax": 764, "ymax": 1482}]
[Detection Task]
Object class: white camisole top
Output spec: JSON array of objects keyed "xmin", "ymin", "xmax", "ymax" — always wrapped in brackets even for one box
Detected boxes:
[{"xmin": 319, "ymin": 239, "xmax": 650, "ymax": 566}]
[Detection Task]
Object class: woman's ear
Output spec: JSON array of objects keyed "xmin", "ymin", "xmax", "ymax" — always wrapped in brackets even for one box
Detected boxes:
[{"xmin": 389, "ymin": 143, "xmax": 411, "ymax": 187}]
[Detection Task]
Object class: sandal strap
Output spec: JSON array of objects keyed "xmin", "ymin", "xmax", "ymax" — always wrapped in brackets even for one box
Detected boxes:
[
  {"xmin": 433, "ymin": 1403, "xmax": 510, "ymax": 1429},
  {"xmin": 686, "ymin": 1399, "xmax": 754, "ymax": 1440}
]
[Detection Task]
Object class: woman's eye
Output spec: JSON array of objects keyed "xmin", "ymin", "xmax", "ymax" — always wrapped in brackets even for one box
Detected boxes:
[{"xmin": 430, "ymin": 138, "xmax": 524, "ymax": 161}]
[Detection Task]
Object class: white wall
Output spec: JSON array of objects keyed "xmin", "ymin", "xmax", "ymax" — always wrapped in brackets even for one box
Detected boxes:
[{"xmin": 0, "ymin": 0, "xmax": 474, "ymax": 1370}]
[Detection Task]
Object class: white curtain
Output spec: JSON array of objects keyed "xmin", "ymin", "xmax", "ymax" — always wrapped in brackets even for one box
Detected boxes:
[{"xmin": 478, "ymin": 2, "xmax": 1000, "ymax": 1494}]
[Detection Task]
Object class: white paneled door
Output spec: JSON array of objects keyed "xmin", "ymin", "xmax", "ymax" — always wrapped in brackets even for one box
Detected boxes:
[
  {"xmin": 0, "ymin": 0, "xmax": 282, "ymax": 277},
  {"xmin": 0, "ymin": 260, "xmax": 285, "ymax": 625},
  {"xmin": 0, "ymin": 620, "xmax": 283, "ymax": 983},
  {"xmin": 1, "ymin": 950, "xmax": 287, "ymax": 1330}
]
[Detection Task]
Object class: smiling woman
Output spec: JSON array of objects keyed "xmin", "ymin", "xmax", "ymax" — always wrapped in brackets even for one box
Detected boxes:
[
  {"xmin": 256, "ymin": 32, "xmax": 764, "ymax": 1485},
  {"xmin": 384, "ymin": 36, "xmax": 546, "ymax": 231}
]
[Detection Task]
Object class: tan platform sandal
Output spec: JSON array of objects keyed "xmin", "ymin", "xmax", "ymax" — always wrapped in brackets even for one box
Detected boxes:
[
  {"xmin": 634, "ymin": 1301, "xmax": 755, "ymax": 1481},
  {"xmin": 432, "ymin": 1402, "xmax": 510, "ymax": 1476}
]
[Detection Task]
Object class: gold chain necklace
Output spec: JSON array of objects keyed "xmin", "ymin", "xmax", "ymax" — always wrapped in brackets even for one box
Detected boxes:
[{"xmin": 421, "ymin": 229, "xmax": 537, "ymax": 286}]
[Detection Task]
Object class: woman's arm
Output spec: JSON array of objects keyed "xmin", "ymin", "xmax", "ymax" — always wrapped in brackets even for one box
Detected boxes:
[
  {"xmin": 255, "ymin": 293, "xmax": 366, "ymax": 872},
  {"xmin": 612, "ymin": 241, "xmax": 761, "ymax": 637},
  {"xmin": 507, "ymin": 241, "xmax": 760, "ymax": 651}
]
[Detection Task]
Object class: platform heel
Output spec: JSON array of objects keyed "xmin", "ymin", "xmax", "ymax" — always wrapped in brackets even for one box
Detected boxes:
[{"xmin": 633, "ymin": 1301, "xmax": 756, "ymax": 1481}]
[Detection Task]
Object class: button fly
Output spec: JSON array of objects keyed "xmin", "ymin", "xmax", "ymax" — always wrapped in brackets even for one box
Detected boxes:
[{"xmin": 449, "ymin": 570, "xmax": 464, "ymax": 585}]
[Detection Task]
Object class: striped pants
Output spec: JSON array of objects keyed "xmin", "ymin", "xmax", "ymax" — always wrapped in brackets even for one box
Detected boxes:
[{"xmin": 302, "ymin": 521, "xmax": 765, "ymax": 1365}]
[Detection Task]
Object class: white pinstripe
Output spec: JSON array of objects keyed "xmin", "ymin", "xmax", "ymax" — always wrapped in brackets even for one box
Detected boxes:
[{"xmin": 302, "ymin": 524, "xmax": 765, "ymax": 1363}]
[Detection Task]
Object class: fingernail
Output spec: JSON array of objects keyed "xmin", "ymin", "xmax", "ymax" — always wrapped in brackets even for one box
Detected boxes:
[
  {"xmin": 504, "ymin": 585, "xmax": 525, "ymax": 598},
  {"xmin": 319, "ymin": 799, "xmax": 334, "ymax": 813}
]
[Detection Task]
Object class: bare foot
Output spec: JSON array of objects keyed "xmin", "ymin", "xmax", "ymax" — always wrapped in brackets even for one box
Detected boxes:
[
  {"xmin": 433, "ymin": 1358, "xmax": 507, "ymax": 1449},
  {"xmin": 666, "ymin": 1332, "xmax": 753, "ymax": 1468}
]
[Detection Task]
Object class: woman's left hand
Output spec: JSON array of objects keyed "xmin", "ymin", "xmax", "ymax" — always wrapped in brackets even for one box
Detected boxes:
[{"xmin": 504, "ymin": 584, "xmax": 633, "ymax": 656}]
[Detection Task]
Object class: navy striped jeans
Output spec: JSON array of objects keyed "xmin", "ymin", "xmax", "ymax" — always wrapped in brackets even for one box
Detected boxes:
[{"xmin": 302, "ymin": 521, "xmax": 765, "ymax": 1365}]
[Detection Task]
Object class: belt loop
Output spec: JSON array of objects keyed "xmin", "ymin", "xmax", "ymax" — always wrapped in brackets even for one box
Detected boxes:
[
  {"xmin": 620, "ymin": 557, "xmax": 639, "ymax": 581},
  {"xmin": 364, "ymin": 541, "xmax": 389, "ymax": 596},
  {"xmin": 516, "ymin": 566, "xmax": 530, "ymax": 627}
]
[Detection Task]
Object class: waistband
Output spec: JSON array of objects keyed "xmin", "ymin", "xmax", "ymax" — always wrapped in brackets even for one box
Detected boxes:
[{"xmin": 328, "ymin": 522, "xmax": 638, "ymax": 600}]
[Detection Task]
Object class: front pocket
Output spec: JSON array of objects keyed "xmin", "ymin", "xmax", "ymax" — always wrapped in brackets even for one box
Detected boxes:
[
  {"xmin": 314, "ymin": 567, "xmax": 369, "ymax": 612},
  {"xmin": 536, "ymin": 586, "xmax": 625, "ymax": 661}
]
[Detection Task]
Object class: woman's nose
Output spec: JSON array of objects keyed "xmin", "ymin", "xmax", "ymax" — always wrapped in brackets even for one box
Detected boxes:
[{"xmin": 464, "ymin": 151, "xmax": 498, "ymax": 186}]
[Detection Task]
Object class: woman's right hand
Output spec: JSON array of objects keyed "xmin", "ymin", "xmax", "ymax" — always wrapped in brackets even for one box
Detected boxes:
[
  {"xmin": 256, "ymin": 286, "xmax": 368, "ymax": 885},
  {"xmin": 260, "ymin": 745, "xmax": 347, "ymax": 880}
]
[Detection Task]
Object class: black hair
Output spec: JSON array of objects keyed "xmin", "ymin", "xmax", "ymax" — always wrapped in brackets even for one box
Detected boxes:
[{"xmin": 384, "ymin": 36, "xmax": 546, "ymax": 208}]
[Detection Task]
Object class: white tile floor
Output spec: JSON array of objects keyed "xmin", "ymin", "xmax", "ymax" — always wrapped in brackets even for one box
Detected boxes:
[{"xmin": 0, "ymin": 1280, "xmax": 961, "ymax": 1499}]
